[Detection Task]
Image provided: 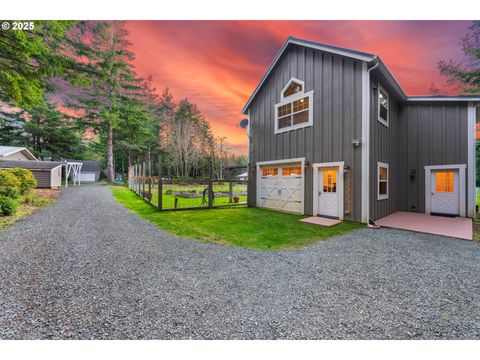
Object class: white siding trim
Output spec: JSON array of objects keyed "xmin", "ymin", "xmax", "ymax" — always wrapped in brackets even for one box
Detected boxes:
[
  {"xmin": 424, "ymin": 164, "xmax": 466, "ymax": 217},
  {"xmin": 256, "ymin": 157, "xmax": 306, "ymax": 166},
  {"xmin": 361, "ymin": 62, "xmax": 370, "ymax": 224},
  {"xmin": 312, "ymin": 161, "xmax": 345, "ymax": 220},
  {"xmin": 467, "ymin": 102, "xmax": 476, "ymax": 217}
]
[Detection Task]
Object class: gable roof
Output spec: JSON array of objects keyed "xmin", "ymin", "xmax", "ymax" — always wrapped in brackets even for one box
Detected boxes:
[
  {"xmin": 78, "ymin": 160, "xmax": 102, "ymax": 172},
  {"xmin": 0, "ymin": 146, "xmax": 37, "ymax": 160},
  {"xmin": 0, "ymin": 160, "xmax": 63, "ymax": 171},
  {"xmin": 241, "ymin": 37, "xmax": 480, "ymax": 114}
]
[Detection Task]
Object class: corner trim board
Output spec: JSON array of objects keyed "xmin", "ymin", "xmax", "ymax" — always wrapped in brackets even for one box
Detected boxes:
[{"xmin": 361, "ymin": 62, "xmax": 370, "ymax": 224}]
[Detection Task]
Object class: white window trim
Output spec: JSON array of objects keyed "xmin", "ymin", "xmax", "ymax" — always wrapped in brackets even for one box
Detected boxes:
[
  {"xmin": 274, "ymin": 90, "xmax": 314, "ymax": 134},
  {"xmin": 281, "ymin": 77, "xmax": 305, "ymax": 100},
  {"xmin": 377, "ymin": 84, "xmax": 389, "ymax": 128},
  {"xmin": 377, "ymin": 162, "xmax": 389, "ymax": 200}
]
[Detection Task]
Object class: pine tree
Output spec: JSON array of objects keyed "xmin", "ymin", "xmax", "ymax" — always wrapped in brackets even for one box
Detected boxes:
[
  {"xmin": 0, "ymin": 21, "xmax": 77, "ymax": 109},
  {"xmin": 438, "ymin": 21, "xmax": 480, "ymax": 93}
]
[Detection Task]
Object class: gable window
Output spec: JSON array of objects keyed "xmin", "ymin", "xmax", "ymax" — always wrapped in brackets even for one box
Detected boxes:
[
  {"xmin": 275, "ymin": 78, "xmax": 313, "ymax": 134},
  {"xmin": 377, "ymin": 162, "xmax": 389, "ymax": 200},
  {"xmin": 283, "ymin": 80, "xmax": 303, "ymax": 98},
  {"xmin": 378, "ymin": 85, "xmax": 389, "ymax": 127}
]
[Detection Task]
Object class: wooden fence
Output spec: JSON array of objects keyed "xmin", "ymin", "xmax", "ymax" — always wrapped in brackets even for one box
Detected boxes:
[{"xmin": 128, "ymin": 163, "xmax": 248, "ymax": 211}]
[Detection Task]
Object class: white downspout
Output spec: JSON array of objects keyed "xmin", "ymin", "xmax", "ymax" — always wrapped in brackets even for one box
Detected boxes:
[{"xmin": 361, "ymin": 57, "xmax": 379, "ymax": 224}]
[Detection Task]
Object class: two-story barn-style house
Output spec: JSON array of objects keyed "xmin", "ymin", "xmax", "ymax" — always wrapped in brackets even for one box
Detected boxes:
[{"xmin": 243, "ymin": 37, "xmax": 479, "ymax": 224}]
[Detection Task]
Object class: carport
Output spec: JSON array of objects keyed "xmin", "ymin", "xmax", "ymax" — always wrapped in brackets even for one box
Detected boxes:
[{"xmin": 375, "ymin": 211, "xmax": 472, "ymax": 240}]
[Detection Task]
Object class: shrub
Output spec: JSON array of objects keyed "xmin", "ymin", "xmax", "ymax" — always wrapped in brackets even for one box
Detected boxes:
[
  {"xmin": 8, "ymin": 168, "xmax": 37, "ymax": 194},
  {"xmin": 0, "ymin": 196, "xmax": 19, "ymax": 216},
  {"xmin": 0, "ymin": 170, "xmax": 21, "ymax": 199}
]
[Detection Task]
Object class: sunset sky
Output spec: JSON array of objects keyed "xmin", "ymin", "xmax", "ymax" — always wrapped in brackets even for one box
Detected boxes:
[{"xmin": 124, "ymin": 21, "xmax": 472, "ymax": 154}]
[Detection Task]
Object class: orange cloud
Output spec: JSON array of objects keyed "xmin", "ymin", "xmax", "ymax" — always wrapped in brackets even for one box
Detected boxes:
[{"xmin": 125, "ymin": 21, "xmax": 472, "ymax": 154}]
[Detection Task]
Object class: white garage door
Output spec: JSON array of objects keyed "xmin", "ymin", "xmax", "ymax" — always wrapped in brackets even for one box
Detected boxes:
[
  {"xmin": 79, "ymin": 172, "xmax": 96, "ymax": 182},
  {"xmin": 257, "ymin": 162, "xmax": 303, "ymax": 214}
]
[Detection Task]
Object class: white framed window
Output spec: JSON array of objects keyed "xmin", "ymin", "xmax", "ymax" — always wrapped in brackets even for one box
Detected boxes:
[
  {"xmin": 378, "ymin": 85, "xmax": 389, "ymax": 127},
  {"xmin": 377, "ymin": 162, "xmax": 389, "ymax": 200},
  {"xmin": 275, "ymin": 78, "xmax": 313, "ymax": 134}
]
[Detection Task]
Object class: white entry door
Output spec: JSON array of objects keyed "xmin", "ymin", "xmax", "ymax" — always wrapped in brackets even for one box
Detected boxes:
[
  {"xmin": 431, "ymin": 170, "xmax": 459, "ymax": 215},
  {"xmin": 318, "ymin": 167, "xmax": 338, "ymax": 218}
]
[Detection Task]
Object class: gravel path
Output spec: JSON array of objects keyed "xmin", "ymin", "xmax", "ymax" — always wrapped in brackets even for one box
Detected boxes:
[{"xmin": 1, "ymin": 184, "xmax": 479, "ymax": 339}]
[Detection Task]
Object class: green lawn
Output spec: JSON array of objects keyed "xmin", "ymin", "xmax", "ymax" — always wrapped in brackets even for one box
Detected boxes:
[
  {"xmin": 477, "ymin": 187, "xmax": 480, "ymax": 207},
  {"xmin": 111, "ymin": 186, "xmax": 363, "ymax": 250}
]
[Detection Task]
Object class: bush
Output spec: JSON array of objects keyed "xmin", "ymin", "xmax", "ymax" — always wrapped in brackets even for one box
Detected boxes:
[
  {"xmin": 0, "ymin": 196, "xmax": 19, "ymax": 216},
  {"xmin": 0, "ymin": 170, "xmax": 21, "ymax": 199},
  {"xmin": 8, "ymin": 168, "xmax": 36, "ymax": 194}
]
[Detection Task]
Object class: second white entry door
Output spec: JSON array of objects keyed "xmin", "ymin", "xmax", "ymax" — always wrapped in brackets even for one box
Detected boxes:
[{"xmin": 318, "ymin": 167, "xmax": 339, "ymax": 218}]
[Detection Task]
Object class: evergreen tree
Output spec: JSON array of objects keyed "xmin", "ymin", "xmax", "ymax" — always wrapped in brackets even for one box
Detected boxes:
[{"xmin": 0, "ymin": 21, "xmax": 77, "ymax": 109}]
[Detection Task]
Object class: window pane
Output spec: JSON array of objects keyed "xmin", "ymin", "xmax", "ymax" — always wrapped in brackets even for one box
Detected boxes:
[
  {"xmin": 323, "ymin": 169, "xmax": 337, "ymax": 193},
  {"xmin": 277, "ymin": 103, "xmax": 291, "ymax": 117},
  {"xmin": 436, "ymin": 171, "xmax": 454, "ymax": 193},
  {"xmin": 282, "ymin": 166, "xmax": 302, "ymax": 176},
  {"xmin": 379, "ymin": 166, "xmax": 388, "ymax": 181},
  {"xmin": 293, "ymin": 97, "xmax": 309, "ymax": 112},
  {"xmin": 283, "ymin": 81, "xmax": 302, "ymax": 98},
  {"xmin": 380, "ymin": 104, "xmax": 388, "ymax": 121},
  {"xmin": 293, "ymin": 110, "xmax": 309, "ymax": 125},
  {"xmin": 379, "ymin": 89, "xmax": 388, "ymax": 109},
  {"xmin": 278, "ymin": 116, "xmax": 291, "ymax": 129},
  {"xmin": 379, "ymin": 181, "xmax": 387, "ymax": 195},
  {"xmin": 379, "ymin": 88, "xmax": 388, "ymax": 122},
  {"xmin": 262, "ymin": 167, "xmax": 278, "ymax": 176}
]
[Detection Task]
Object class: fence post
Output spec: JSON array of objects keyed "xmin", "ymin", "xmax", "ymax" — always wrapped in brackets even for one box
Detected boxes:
[
  {"xmin": 208, "ymin": 161, "xmax": 214, "ymax": 208},
  {"xmin": 142, "ymin": 161, "xmax": 146, "ymax": 199},
  {"xmin": 157, "ymin": 154, "xmax": 163, "ymax": 211},
  {"xmin": 148, "ymin": 159, "xmax": 152, "ymax": 203},
  {"xmin": 229, "ymin": 181, "xmax": 233, "ymax": 203}
]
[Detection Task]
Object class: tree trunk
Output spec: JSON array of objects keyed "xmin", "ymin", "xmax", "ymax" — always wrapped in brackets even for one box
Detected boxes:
[{"xmin": 107, "ymin": 123, "xmax": 115, "ymax": 183}]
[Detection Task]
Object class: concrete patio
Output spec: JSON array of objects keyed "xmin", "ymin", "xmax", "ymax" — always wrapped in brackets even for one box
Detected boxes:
[{"xmin": 375, "ymin": 211, "xmax": 472, "ymax": 240}]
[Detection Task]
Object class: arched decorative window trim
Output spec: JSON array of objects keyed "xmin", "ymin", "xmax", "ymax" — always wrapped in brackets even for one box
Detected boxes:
[
  {"xmin": 275, "ymin": 78, "xmax": 313, "ymax": 134},
  {"xmin": 281, "ymin": 77, "xmax": 305, "ymax": 100}
]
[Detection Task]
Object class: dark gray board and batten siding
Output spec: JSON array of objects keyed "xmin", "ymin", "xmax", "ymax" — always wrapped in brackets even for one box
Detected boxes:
[
  {"xmin": 368, "ymin": 74, "xmax": 402, "ymax": 221},
  {"xmin": 247, "ymin": 44, "xmax": 364, "ymax": 222},
  {"xmin": 397, "ymin": 102, "xmax": 468, "ymax": 215}
]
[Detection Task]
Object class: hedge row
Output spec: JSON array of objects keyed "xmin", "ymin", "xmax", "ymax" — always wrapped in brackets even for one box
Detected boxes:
[{"xmin": 0, "ymin": 168, "xmax": 37, "ymax": 216}]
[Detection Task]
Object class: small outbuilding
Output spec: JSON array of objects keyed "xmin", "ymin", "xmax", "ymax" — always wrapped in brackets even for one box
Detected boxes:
[
  {"xmin": 78, "ymin": 160, "xmax": 101, "ymax": 182},
  {"xmin": 0, "ymin": 160, "xmax": 63, "ymax": 189},
  {"xmin": 0, "ymin": 146, "xmax": 37, "ymax": 161}
]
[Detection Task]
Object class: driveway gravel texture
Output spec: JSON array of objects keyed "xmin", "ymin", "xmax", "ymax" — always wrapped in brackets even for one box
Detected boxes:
[{"xmin": 1, "ymin": 184, "xmax": 479, "ymax": 339}]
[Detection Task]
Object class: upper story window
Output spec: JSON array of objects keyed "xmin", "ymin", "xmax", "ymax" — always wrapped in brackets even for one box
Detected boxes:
[
  {"xmin": 275, "ymin": 78, "xmax": 313, "ymax": 134},
  {"xmin": 282, "ymin": 80, "xmax": 303, "ymax": 98},
  {"xmin": 378, "ymin": 85, "xmax": 389, "ymax": 127}
]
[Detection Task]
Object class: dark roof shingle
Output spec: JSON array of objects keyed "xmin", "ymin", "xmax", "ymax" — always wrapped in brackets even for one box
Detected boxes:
[{"xmin": 0, "ymin": 160, "xmax": 63, "ymax": 171}]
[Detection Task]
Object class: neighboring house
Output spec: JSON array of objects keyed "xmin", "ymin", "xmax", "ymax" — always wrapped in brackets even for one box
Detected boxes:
[
  {"xmin": 236, "ymin": 172, "xmax": 248, "ymax": 181},
  {"xmin": 0, "ymin": 146, "xmax": 37, "ymax": 161},
  {"xmin": 71, "ymin": 160, "xmax": 101, "ymax": 182},
  {"xmin": 243, "ymin": 37, "xmax": 479, "ymax": 223},
  {"xmin": 0, "ymin": 160, "xmax": 63, "ymax": 189}
]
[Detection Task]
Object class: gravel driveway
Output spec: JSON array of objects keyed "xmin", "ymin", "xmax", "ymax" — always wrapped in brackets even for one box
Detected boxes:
[{"xmin": 1, "ymin": 184, "xmax": 479, "ymax": 339}]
